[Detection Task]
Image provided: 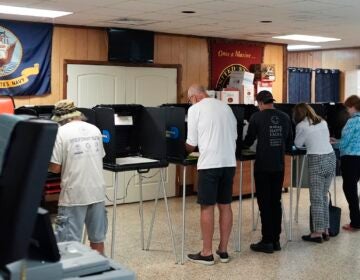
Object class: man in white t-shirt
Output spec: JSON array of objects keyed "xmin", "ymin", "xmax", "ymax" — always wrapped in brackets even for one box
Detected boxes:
[
  {"xmin": 48, "ymin": 99, "xmax": 107, "ymax": 255},
  {"xmin": 186, "ymin": 85, "xmax": 237, "ymax": 265}
]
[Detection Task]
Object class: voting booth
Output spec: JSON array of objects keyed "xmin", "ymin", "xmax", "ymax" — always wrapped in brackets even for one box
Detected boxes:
[
  {"xmin": 93, "ymin": 104, "xmax": 177, "ymax": 262},
  {"xmin": 0, "ymin": 116, "xmax": 135, "ymax": 280},
  {"xmin": 94, "ymin": 104, "xmax": 166, "ymax": 164}
]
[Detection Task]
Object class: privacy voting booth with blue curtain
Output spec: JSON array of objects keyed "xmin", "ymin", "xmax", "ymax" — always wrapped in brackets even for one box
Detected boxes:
[
  {"xmin": 0, "ymin": 20, "xmax": 52, "ymax": 96},
  {"xmin": 315, "ymin": 69, "xmax": 340, "ymax": 102},
  {"xmin": 288, "ymin": 67, "xmax": 312, "ymax": 103}
]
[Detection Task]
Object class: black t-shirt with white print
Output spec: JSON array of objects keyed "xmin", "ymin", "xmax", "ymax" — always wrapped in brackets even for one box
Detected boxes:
[{"xmin": 244, "ymin": 108, "xmax": 293, "ymax": 172}]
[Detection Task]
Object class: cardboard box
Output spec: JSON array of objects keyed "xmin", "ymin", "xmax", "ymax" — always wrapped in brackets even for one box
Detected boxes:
[
  {"xmin": 254, "ymin": 81, "xmax": 273, "ymax": 95},
  {"xmin": 220, "ymin": 90, "xmax": 240, "ymax": 104},
  {"xmin": 252, "ymin": 64, "xmax": 276, "ymax": 82},
  {"xmin": 206, "ymin": 90, "xmax": 216, "ymax": 98},
  {"xmin": 228, "ymin": 71, "xmax": 254, "ymax": 88},
  {"xmin": 240, "ymin": 84, "xmax": 255, "ymax": 104}
]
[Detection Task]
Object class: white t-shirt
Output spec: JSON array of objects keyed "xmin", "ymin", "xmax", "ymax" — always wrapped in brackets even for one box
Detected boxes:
[
  {"xmin": 50, "ymin": 121, "xmax": 106, "ymax": 206},
  {"xmin": 294, "ymin": 118, "xmax": 333, "ymax": 155},
  {"xmin": 186, "ymin": 98, "xmax": 237, "ymax": 169}
]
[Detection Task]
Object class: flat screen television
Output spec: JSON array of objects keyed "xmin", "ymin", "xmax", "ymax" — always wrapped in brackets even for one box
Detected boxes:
[{"xmin": 108, "ymin": 28, "xmax": 154, "ymax": 63}]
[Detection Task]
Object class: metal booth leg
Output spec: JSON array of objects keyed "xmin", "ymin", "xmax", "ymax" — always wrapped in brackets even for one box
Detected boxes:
[
  {"xmin": 110, "ymin": 172, "xmax": 119, "ymax": 258},
  {"xmin": 146, "ymin": 174, "xmax": 162, "ymax": 250},
  {"xmin": 235, "ymin": 161, "xmax": 243, "ymax": 252},
  {"xmin": 289, "ymin": 157, "xmax": 294, "ymax": 241},
  {"xmin": 138, "ymin": 172, "xmax": 145, "ymax": 250},
  {"xmin": 251, "ymin": 161, "xmax": 256, "ymax": 231},
  {"xmin": 281, "ymin": 199, "xmax": 289, "ymax": 240},
  {"xmin": 181, "ymin": 166, "xmax": 187, "ymax": 264},
  {"xmin": 295, "ymin": 155, "xmax": 306, "ymax": 223},
  {"xmin": 159, "ymin": 168, "xmax": 178, "ymax": 263}
]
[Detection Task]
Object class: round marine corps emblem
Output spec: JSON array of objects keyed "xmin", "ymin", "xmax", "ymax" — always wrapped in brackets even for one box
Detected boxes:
[
  {"xmin": 0, "ymin": 26, "xmax": 23, "ymax": 77},
  {"xmin": 216, "ymin": 64, "xmax": 247, "ymax": 90}
]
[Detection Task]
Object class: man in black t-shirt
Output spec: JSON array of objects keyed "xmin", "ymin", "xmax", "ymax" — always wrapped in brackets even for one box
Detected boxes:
[{"xmin": 244, "ymin": 90, "xmax": 293, "ymax": 253}]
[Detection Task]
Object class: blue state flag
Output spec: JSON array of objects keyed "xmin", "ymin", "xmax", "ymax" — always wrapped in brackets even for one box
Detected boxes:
[{"xmin": 0, "ymin": 20, "xmax": 52, "ymax": 96}]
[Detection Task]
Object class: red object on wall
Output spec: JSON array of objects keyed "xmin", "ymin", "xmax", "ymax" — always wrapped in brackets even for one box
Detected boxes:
[
  {"xmin": 0, "ymin": 95, "xmax": 15, "ymax": 114},
  {"xmin": 210, "ymin": 41, "xmax": 264, "ymax": 90}
]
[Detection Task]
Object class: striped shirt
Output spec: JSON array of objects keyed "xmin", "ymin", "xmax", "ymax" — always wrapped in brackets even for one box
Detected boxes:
[{"xmin": 339, "ymin": 112, "xmax": 360, "ymax": 156}]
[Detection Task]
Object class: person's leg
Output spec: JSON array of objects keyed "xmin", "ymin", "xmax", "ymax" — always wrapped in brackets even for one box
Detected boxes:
[
  {"xmin": 254, "ymin": 171, "xmax": 273, "ymax": 243},
  {"xmin": 308, "ymin": 155, "xmax": 325, "ymax": 238},
  {"xmin": 188, "ymin": 169, "xmax": 218, "ymax": 263},
  {"xmin": 85, "ymin": 202, "xmax": 108, "ymax": 255},
  {"xmin": 322, "ymin": 152, "xmax": 336, "ymax": 236},
  {"xmin": 218, "ymin": 203, "xmax": 232, "ymax": 252},
  {"xmin": 55, "ymin": 206, "xmax": 86, "ymax": 242},
  {"xmin": 90, "ymin": 242, "xmax": 105, "ymax": 254},
  {"xmin": 216, "ymin": 167, "xmax": 235, "ymax": 254},
  {"xmin": 341, "ymin": 156, "xmax": 360, "ymax": 228},
  {"xmin": 269, "ymin": 170, "xmax": 284, "ymax": 244},
  {"xmin": 200, "ymin": 205, "xmax": 215, "ymax": 256}
]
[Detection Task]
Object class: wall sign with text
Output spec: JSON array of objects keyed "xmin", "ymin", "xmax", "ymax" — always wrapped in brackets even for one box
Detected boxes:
[{"xmin": 210, "ymin": 41, "xmax": 263, "ymax": 90}]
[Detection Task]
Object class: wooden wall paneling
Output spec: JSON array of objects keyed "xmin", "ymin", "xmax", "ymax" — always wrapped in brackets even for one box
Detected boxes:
[
  {"xmin": 185, "ymin": 38, "xmax": 202, "ymax": 95},
  {"xmin": 154, "ymin": 34, "xmax": 172, "ymax": 63},
  {"xmin": 263, "ymin": 44, "xmax": 284, "ymax": 102},
  {"xmin": 50, "ymin": 26, "xmax": 62, "ymax": 105},
  {"xmin": 87, "ymin": 29, "xmax": 108, "ymax": 60},
  {"xmin": 282, "ymin": 45, "xmax": 288, "ymax": 102},
  {"xmin": 75, "ymin": 29, "xmax": 88, "ymax": 60},
  {"xmin": 172, "ymin": 36, "xmax": 187, "ymax": 102},
  {"xmin": 199, "ymin": 39, "xmax": 210, "ymax": 89}
]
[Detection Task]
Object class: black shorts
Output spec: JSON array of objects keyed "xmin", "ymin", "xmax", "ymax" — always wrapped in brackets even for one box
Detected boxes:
[{"xmin": 197, "ymin": 167, "xmax": 236, "ymax": 205}]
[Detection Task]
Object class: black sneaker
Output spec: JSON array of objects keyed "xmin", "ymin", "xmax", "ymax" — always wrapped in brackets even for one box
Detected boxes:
[
  {"xmin": 187, "ymin": 252, "xmax": 214, "ymax": 265},
  {"xmin": 250, "ymin": 241, "xmax": 274, "ymax": 254},
  {"xmin": 302, "ymin": 234, "xmax": 322, "ymax": 243},
  {"xmin": 273, "ymin": 241, "xmax": 281, "ymax": 251},
  {"xmin": 216, "ymin": 250, "xmax": 229, "ymax": 263}
]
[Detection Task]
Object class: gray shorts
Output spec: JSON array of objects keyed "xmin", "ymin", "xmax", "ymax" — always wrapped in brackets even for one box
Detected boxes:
[{"xmin": 55, "ymin": 201, "xmax": 108, "ymax": 243}]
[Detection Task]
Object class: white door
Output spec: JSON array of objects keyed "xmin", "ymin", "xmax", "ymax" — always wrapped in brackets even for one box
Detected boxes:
[{"xmin": 67, "ymin": 64, "xmax": 177, "ymax": 204}]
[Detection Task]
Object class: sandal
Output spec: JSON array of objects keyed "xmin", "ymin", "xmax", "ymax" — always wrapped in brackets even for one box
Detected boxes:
[{"xmin": 342, "ymin": 224, "xmax": 360, "ymax": 231}]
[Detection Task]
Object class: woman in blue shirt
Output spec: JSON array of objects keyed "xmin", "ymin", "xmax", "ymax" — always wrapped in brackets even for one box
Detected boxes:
[{"xmin": 340, "ymin": 95, "xmax": 360, "ymax": 231}]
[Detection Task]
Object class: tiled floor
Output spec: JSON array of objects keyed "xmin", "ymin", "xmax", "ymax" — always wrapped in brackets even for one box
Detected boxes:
[{"xmin": 102, "ymin": 177, "xmax": 360, "ymax": 280}]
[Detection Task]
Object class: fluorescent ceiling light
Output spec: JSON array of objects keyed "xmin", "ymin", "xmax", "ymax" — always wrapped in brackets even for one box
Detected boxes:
[
  {"xmin": 0, "ymin": 5, "xmax": 72, "ymax": 18},
  {"xmin": 287, "ymin": 45, "xmax": 322, "ymax": 51},
  {"xmin": 273, "ymin": 34, "xmax": 341, "ymax": 43}
]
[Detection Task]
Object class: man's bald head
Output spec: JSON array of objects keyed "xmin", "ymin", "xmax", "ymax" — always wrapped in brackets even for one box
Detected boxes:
[{"xmin": 188, "ymin": 84, "xmax": 207, "ymax": 98}]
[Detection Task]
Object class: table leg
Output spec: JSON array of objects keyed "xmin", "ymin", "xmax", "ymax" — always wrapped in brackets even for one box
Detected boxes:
[
  {"xmin": 235, "ymin": 161, "xmax": 243, "ymax": 252},
  {"xmin": 160, "ymin": 168, "xmax": 178, "ymax": 263},
  {"xmin": 139, "ymin": 172, "xmax": 144, "ymax": 250},
  {"xmin": 110, "ymin": 172, "xmax": 119, "ymax": 258},
  {"xmin": 146, "ymin": 174, "xmax": 162, "ymax": 250},
  {"xmin": 289, "ymin": 157, "xmax": 294, "ymax": 241},
  {"xmin": 181, "ymin": 166, "xmax": 187, "ymax": 264},
  {"xmin": 295, "ymin": 155, "xmax": 306, "ymax": 223},
  {"xmin": 251, "ymin": 161, "xmax": 256, "ymax": 231}
]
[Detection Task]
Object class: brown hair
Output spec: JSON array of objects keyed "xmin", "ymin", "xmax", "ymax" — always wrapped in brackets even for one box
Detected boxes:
[
  {"xmin": 293, "ymin": 103, "xmax": 322, "ymax": 125},
  {"xmin": 344, "ymin": 95, "xmax": 360, "ymax": 111}
]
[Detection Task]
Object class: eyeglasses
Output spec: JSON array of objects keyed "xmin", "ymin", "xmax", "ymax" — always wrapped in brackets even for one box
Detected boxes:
[{"xmin": 187, "ymin": 95, "xmax": 194, "ymax": 105}]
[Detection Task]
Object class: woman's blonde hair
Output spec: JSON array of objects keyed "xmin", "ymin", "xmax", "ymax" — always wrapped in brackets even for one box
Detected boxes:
[{"xmin": 293, "ymin": 103, "xmax": 322, "ymax": 125}]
